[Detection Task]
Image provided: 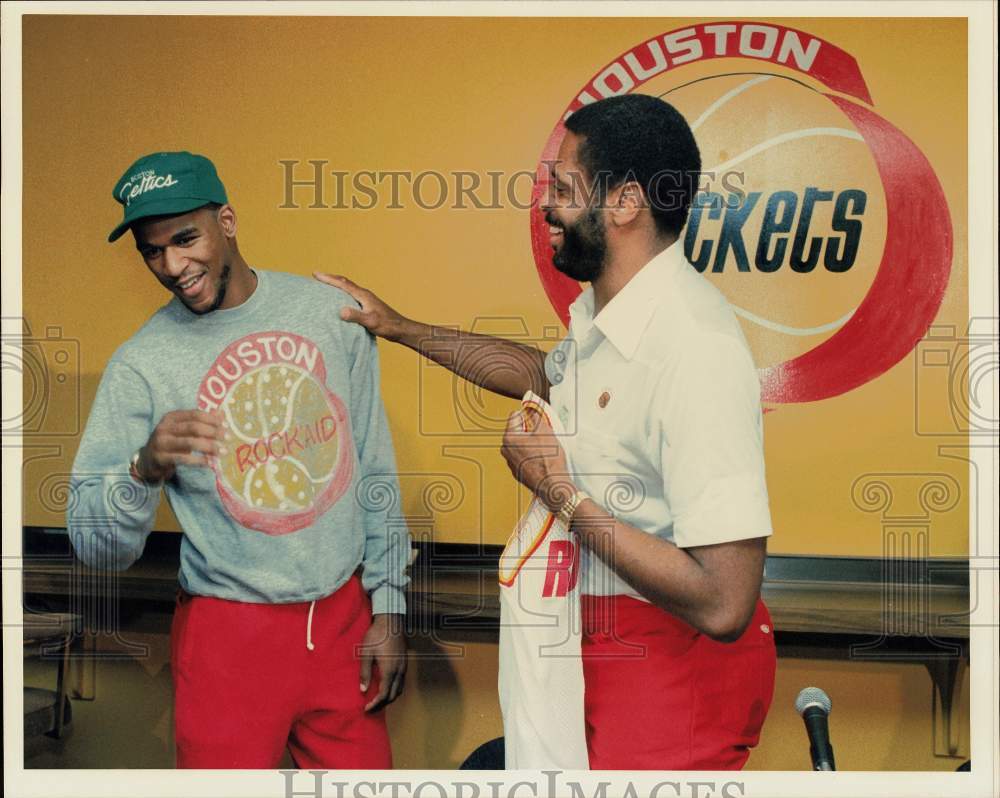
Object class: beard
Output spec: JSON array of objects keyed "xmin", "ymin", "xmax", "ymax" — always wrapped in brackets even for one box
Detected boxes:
[
  {"xmin": 550, "ymin": 205, "xmax": 607, "ymax": 283},
  {"xmin": 188, "ymin": 263, "xmax": 231, "ymax": 315}
]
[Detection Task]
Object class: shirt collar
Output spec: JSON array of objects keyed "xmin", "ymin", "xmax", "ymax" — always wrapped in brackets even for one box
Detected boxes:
[{"xmin": 568, "ymin": 240, "xmax": 687, "ymax": 360}]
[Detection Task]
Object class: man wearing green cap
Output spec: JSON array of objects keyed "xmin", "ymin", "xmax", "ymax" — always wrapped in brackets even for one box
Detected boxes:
[
  {"xmin": 107, "ymin": 152, "xmax": 247, "ymax": 315},
  {"xmin": 68, "ymin": 151, "xmax": 410, "ymax": 769}
]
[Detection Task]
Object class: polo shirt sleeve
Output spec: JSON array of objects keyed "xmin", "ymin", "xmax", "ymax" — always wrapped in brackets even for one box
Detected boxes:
[{"xmin": 654, "ymin": 331, "xmax": 773, "ymax": 548}]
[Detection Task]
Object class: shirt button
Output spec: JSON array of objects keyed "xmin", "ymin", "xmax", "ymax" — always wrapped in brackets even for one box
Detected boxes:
[{"xmin": 760, "ymin": 624, "xmax": 770, "ymax": 634}]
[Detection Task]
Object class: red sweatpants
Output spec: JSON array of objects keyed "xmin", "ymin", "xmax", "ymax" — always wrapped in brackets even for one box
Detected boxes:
[
  {"xmin": 170, "ymin": 575, "xmax": 391, "ymax": 769},
  {"xmin": 582, "ymin": 595, "xmax": 776, "ymax": 770}
]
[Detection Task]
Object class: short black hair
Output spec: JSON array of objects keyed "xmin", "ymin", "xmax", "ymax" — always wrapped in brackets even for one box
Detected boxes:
[{"xmin": 564, "ymin": 95, "xmax": 701, "ymax": 237}]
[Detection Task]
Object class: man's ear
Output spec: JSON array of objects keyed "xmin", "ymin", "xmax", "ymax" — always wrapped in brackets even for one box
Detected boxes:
[
  {"xmin": 217, "ymin": 204, "xmax": 238, "ymax": 238},
  {"xmin": 609, "ymin": 181, "xmax": 644, "ymax": 227}
]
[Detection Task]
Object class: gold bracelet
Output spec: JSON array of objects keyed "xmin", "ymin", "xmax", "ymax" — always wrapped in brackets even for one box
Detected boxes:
[{"xmin": 556, "ymin": 490, "xmax": 589, "ymax": 527}]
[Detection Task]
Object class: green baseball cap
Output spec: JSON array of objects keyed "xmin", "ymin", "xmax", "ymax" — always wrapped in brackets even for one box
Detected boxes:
[{"xmin": 108, "ymin": 151, "xmax": 228, "ymax": 242}]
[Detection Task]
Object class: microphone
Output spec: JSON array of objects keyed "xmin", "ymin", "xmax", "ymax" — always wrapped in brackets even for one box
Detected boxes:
[{"xmin": 795, "ymin": 686, "xmax": 835, "ymax": 771}]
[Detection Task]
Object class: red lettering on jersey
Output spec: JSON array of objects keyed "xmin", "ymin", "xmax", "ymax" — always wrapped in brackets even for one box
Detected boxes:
[{"xmin": 542, "ymin": 539, "xmax": 579, "ymax": 597}]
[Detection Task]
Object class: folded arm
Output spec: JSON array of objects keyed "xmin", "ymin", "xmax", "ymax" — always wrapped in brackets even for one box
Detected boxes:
[{"xmin": 572, "ymin": 507, "xmax": 766, "ymax": 642}]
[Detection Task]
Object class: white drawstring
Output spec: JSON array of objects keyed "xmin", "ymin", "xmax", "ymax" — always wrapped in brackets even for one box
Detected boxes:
[{"xmin": 306, "ymin": 600, "xmax": 316, "ymax": 651}]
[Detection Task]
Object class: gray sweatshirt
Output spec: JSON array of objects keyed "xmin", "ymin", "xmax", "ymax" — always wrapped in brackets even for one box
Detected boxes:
[{"xmin": 68, "ymin": 268, "xmax": 408, "ymax": 613}]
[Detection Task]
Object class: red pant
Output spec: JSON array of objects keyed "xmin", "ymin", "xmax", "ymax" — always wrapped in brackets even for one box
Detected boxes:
[
  {"xmin": 171, "ymin": 575, "xmax": 391, "ymax": 769},
  {"xmin": 582, "ymin": 595, "xmax": 776, "ymax": 770}
]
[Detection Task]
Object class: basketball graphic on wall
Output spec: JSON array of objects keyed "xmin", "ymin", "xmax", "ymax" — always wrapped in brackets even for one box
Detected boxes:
[
  {"xmin": 655, "ymin": 72, "xmax": 887, "ymax": 371},
  {"xmin": 530, "ymin": 21, "xmax": 952, "ymax": 407}
]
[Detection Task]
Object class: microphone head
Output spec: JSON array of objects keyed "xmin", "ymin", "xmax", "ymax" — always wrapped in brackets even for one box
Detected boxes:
[{"xmin": 795, "ymin": 686, "xmax": 832, "ymax": 716}]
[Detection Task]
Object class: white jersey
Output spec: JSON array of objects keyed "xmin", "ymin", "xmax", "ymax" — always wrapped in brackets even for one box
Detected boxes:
[{"xmin": 498, "ymin": 393, "xmax": 589, "ymax": 770}]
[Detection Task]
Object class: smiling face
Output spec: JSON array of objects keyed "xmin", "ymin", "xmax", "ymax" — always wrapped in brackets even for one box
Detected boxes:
[
  {"xmin": 542, "ymin": 132, "xmax": 609, "ymax": 283},
  {"xmin": 131, "ymin": 204, "xmax": 236, "ymax": 314}
]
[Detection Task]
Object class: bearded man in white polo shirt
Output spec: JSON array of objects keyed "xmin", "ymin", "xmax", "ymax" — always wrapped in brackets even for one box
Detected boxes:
[{"xmin": 318, "ymin": 94, "xmax": 776, "ymax": 770}]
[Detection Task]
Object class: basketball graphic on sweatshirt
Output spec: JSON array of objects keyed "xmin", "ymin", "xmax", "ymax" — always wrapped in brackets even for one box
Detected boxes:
[{"xmin": 196, "ymin": 331, "xmax": 354, "ymax": 534}]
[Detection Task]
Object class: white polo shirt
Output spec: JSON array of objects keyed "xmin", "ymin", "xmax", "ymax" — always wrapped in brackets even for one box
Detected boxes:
[{"xmin": 545, "ymin": 240, "xmax": 773, "ymax": 598}]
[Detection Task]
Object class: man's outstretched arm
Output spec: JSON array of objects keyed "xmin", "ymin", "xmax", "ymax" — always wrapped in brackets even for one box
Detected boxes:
[{"xmin": 314, "ymin": 273, "xmax": 549, "ymax": 401}]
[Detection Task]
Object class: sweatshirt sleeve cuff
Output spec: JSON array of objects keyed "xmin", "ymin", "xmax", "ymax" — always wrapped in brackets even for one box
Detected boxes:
[{"xmin": 370, "ymin": 584, "xmax": 407, "ymax": 615}]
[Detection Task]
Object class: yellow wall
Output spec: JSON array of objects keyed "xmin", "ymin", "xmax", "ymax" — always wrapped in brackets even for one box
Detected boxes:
[{"xmin": 20, "ymin": 15, "xmax": 968, "ymax": 555}]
